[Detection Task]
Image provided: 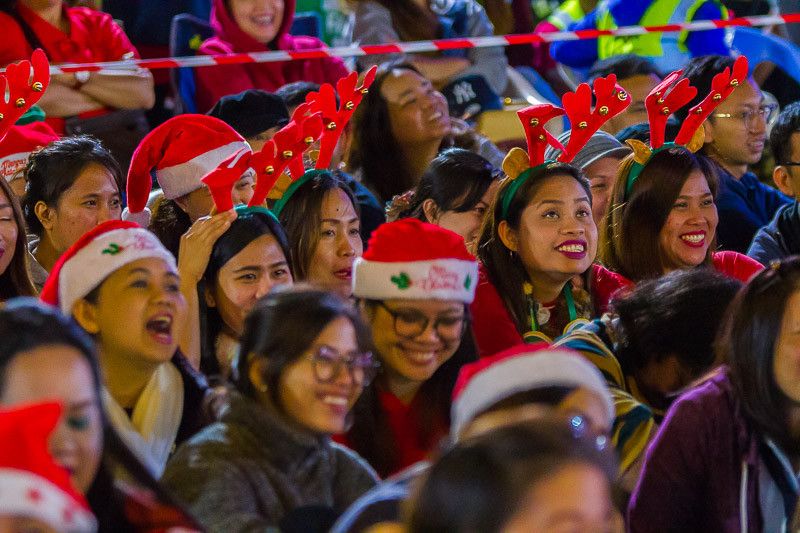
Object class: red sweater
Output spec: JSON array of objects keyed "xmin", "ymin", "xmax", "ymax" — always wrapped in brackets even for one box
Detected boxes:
[{"xmin": 470, "ymin": 263, "xmax": 630, "ymax": 358}]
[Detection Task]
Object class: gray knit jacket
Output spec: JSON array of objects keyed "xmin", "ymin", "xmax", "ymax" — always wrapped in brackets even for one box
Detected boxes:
[{"xmin": 161, "ymin": 392, "xmax": 378, "ymax": 532}]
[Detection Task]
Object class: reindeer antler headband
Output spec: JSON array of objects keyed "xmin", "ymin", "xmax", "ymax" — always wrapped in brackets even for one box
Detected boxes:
[
  {"xmin": 0, "ymin": 49, "xmax": 50, "ymax": 143},
  {"xmin": 201, "ymin": 67, "xmax": 377, "ymax": 214},
  {"xmin": 499, "ymin": 74, "xmax": 631, "ymax": 220},
  {"xmin": 623, "ymin": 56, "xmax": 749, "ymax": 197}
]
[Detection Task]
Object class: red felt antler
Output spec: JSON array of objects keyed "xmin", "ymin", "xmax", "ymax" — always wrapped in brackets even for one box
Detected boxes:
[
  {"xmin": 201, "ymin": 148, "xmax": 252, "ymax": 212},
  {"xmin": 517, "ymin": 104, "xmax": 566, "ymax": 167},
  {"xmin": 558, "ymin": 74, "xmax": 631, "ymax": 162},
  {"xmin": 247, "ymin": 139, "xmax": 280, "ymax": 207},
  {"xmin": 285, "ymin": 109, "xmax": 323, "ymax": 180},
  {"xmin": 306, "ymin": 65, "xmax": 378, "ymax": 170},
  {"xmin": 643, "ymin": 71, "xmax": 697, "ymax": 149},
  {"xmin": 0, "ymin": 49, "xmax": 50, "ymax": 142},
  {"xmin": 674, "ymin": 55, "xmax": 749, "ymax": 145}
]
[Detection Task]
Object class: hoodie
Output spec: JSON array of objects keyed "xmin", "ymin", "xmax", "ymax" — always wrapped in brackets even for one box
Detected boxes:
[{"xmin": 195, "ymin": 0, "xmax": 349, "ymax": 113}]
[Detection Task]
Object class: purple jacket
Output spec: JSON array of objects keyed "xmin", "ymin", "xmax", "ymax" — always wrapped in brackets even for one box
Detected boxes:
[{"xmin": 628, "ymin": 368, "xmax": 763, "ymax": 532}]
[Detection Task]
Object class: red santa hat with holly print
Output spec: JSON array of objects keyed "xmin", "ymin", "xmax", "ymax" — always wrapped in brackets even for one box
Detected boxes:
[
  {"xmin": 0, "ymin": 402, "xmax": 97, "ymax": 532},
  {"xmin": 123, "ymin": 114, "xmax": 250, "ymax": 225},
  {"xmin": 40, "ymin": 220, "xmax": 176, "ymax": 315},
  {"xmin": 353, "ymin": 218, "xmax": 478, "ymax": 303}
]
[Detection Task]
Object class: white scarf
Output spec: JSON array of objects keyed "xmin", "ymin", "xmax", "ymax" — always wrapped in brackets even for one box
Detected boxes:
[{"xmin": 103, "ymin": 362, "xmax": 184, "ymax": 478}]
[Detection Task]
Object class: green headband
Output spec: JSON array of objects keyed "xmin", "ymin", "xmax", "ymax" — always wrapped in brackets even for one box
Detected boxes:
[
  {"xmin": 624, "ymin": 143, "xmax": 676, "ymax": 198},
  {"xmin": 235, "ymin": 204, "xmax": 280, "ymax": 224},
  {"xmin": 500, "ymin": 162, "xmax": 552, "ymax": 221},
  {"xmin": 271, "ymin": 169, "xmax": 329, "ymax": 217}
]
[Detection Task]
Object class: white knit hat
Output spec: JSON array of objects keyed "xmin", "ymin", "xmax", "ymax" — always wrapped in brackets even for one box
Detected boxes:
[
  {"xmin": 352, "ymin": 218, "xmax": 478, "ymax": 303},
  {"xmin": 450, "ymin": 346, "xmax": 615, "ymax": 437},
  {"xmin": 40, "ymin": 221, "xmax": 176, "ymax": 314},
  {"xmin": 0, "ymin": 402, "xmax": 97, "ymax": 532}
]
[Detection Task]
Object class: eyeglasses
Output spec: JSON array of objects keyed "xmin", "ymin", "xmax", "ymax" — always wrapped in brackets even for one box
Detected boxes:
[
  {"xmin": 306, "ymin": 346, "xmax": 379, "ymax": 386},
  {"xmin": 377, "ymin": 302, "xmax": 466, "ymax": 341},
  {"xmin": 711, "ymin": 103, "xmax": 778, "ymax": 129}
]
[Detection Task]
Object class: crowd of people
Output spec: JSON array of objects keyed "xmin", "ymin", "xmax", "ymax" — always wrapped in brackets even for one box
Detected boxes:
[{"xmin": 2, "ymin": 0, "xmax": 800, "ymax": 532}]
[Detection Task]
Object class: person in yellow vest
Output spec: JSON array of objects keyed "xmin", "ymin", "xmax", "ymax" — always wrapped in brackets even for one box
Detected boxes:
[{"xmin": 550, "ymin": 0, "xmax": 731, "ymax": 74}]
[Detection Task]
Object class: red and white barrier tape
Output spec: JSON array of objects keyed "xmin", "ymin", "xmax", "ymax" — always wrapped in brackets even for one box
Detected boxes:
[{"xmin": 34, "ymin": 12, "xmax": 800, "ymax": 73}]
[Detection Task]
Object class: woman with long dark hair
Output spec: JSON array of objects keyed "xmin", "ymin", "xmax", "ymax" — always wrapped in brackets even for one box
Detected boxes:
[
  {"xmin": 386, "ymin": 147, "xmax": 501, "ymax": 252},
  {"xmin": 344, "ymin": 218, "xmax": 479, "ymax": 477},
  {"xmin": 347, "ymin": 62, "xmax": 503, "ymax": 204},
  {"xmin": 199, "ymin": 207, "xmax": 293, "ymax": 380},
  {"xmin": 276, "ymin": 170, "xmax": 363, "ymax": 300},
  {"xmin": 0, "ymin": 176, "xmax": 36, "ymax": 299},
  {"xmin": 0, "ymin": 298, "xmax": 199, "ymax": 531},
  {"xmin": 162, "ymin": 286, "xmax": 378, "ymax": 531},
  {"xmin": 629, "ymin": 257, "xmax": 800, "ymax": 531}
]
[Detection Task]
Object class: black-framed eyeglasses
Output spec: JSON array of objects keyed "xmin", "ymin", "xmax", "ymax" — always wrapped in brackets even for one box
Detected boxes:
[
  {"xmin": 711, "ymin": 103, "xmax": 778, "ymax": 129},
  {"xmin": 377, "ymin": 302, "xmax": 467, "ymax": 341},
  {"xmin": 306, "ymin": 346, "xmax": 379, "ymax": 386},
  {"xmin": 779, "ymin": 162, "xmax": 800, "ymax": 167}
]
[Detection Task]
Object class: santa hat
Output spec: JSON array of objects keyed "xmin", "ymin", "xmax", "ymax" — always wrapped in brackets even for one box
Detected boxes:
[
  {"xmin": 0, "ymin": 122, "xmax": 59, "ymax": 181},
  {"xmin": 450, "ymin": 345, "xmax": 615, "ymax": 438},
  {"xmin": 124, "ymin": 114, "xmax": 250, "ymax": 224},
  {"xmin": 352, "ymin": 219, "xmax": 478, "ymax": 303},
  {"xmin": 40, "ymin": 221, "xmax": 176, "ymax": 315},
  {"xmin": 0, "ymin": 402, "xmax": 97, "ymax": 532}
]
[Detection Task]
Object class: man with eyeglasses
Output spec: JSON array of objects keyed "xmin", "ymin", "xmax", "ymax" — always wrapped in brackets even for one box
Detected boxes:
[
  {"xmin": 679, "ymin": 55, "xmax": 791, "ymax": 254},
  {"xmin": 748, "ymin": 102, "xmax": 800, "ymax": 264}
]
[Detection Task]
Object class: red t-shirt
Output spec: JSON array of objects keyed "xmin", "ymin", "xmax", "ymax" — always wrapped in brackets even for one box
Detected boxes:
[{"xmin": 0, "ymin": 4, "xmax": 140, "ymax": 132}]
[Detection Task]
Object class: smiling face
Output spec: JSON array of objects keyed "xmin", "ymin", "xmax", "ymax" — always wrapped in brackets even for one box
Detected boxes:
[
  {"xmin": 208, "ymin": 233, "xmax": 293, "ymax": 337},
  {"xmin": 658, "ymin": 170, "xmax": 718, "ymax": 273},
  {"xmin": 381, "ymin": 69, "xmax": 451, "ymax": 147},
  {"xmin": 502, "ymin": 174, "xmax": 597, "ymax": 287},
  {"xmin": 38, "ymin": 163, "xmax": 121, "ymax": 256},
  {"xmin": 704, "ymin": 78, "xmax": 766, "ymax": 178},
  {"xmin": 0, "ymin": 344, "xmax": 103, "ymax": 495},
  {"xmin": 0, "ymin": 187, "xmax": 18, "ymax": 278},
  {"xmin": 366, "ymin": 299, "xmax": 465, "ymax": 398},
  {"xmin": 277, "ymin": 316, "xmax": 365, "ymax": 434},
  {"xmin": 75, "ymin": 258, "xmax": 187, "ymax": 369},
  {"xmin": 305, "ymin": 188, "xmax": 363, "ymax": 299},
  {"xmin": 228, "ymin": 0, "xmax": 285, "ymax": 43}
]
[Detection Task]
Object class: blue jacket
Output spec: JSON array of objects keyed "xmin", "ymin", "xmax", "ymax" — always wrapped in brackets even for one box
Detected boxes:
[{"xmin": 715, "ymin": 169, "xmax": 791, "ymax": 254}]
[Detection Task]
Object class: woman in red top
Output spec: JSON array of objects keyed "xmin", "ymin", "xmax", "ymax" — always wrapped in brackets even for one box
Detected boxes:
[
  {"xmin": 344, "ymin": 219, "xmax": 479, "ymax": 477},
  {"xmin": 601, "ymin": 147, "xmax": 763, "ymax": 287},
  {"xmin": 0, "ymin": 1, "xmax": 154, "ymax": 133},
  {"xmin": 194, "ymin": 0, "xmax": 349, "ymax": 113}
]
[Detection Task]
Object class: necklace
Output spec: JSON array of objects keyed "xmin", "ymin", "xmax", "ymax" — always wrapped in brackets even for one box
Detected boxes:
[{"xmin": 523, "ymin": 282, "xmax": 589, "ymax": 344}]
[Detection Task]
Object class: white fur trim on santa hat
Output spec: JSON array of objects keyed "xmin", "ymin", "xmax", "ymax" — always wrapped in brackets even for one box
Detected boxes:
[
  {"xmin": 57, "ymin": 228, "xmax": 176, "ymax": 315},
  {"xmin": 450, "ymin": 350, "xmax": 615, "ymax": 438},
  {"xmin": 0, "ymin": 468, "xmax": 97, "ymax": 532},
  {"xmin": 0, "ymin": 151, "xmax": 28, "ymax": 181},
  {"xmin": 157, "ymin": 141, "xmax": 249, "ymax": 200},
  {"xmin": 352, "ymin": 257, "xmax": 478, "ymax": 303}
]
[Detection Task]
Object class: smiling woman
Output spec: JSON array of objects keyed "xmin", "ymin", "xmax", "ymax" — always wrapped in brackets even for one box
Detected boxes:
[
  {"xmin": 342, "ymin": 219, "xmax": 480, "ymax": 477},
  {"xmin": 0, "ymin": 177, "xmax": 36, "ymax": 300},
  {"xmin": 161, "ymin": 286, "xmax": 378, "ymax": 532}
]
